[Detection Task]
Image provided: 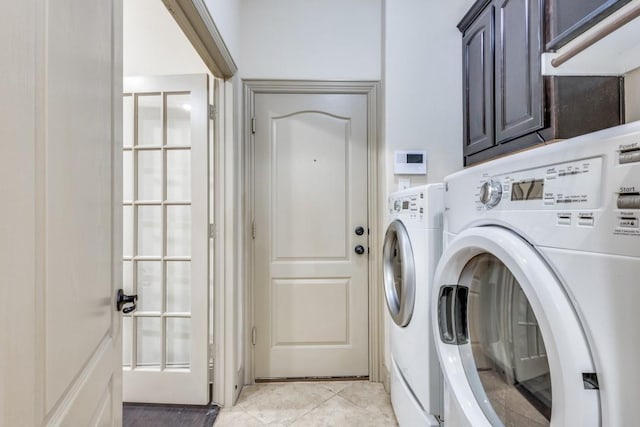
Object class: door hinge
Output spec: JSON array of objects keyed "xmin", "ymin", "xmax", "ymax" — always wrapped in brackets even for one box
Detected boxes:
[
  {"xmin": 209, "ymin": 223, "xmax": 215, "ymax": 239},
  {"xmin": 208, "ymin": 104, "xmax": 216, "ymax": 120},
  {"xmin": 252, "ymin": 221, "xmax": 256, "ymax": 239},
  {"xmin": 251, "ymin": 117, "xmax": 256, "ymax": 134},
  {"xmin": 252, "ymin": 327, "xmax": 257, "ymax": 346},
  {"xmin": 208, "ymin": 343, "xmax": 215, "ymax": 382}
]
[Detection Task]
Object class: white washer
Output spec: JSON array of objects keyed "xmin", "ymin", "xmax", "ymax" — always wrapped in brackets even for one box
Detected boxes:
[
  {"xmin": 383, "ymin": 184, "xmax": 444, "ymax": 426},
  {"xmin": 432, "ymin": 121, "xmax": 640, "ymax": 426}
]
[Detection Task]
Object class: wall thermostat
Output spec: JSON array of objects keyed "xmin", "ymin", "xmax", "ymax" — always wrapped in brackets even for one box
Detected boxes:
[{"xmin": 394, "ymin": 150, "xmax": 427, "ymax": 175}]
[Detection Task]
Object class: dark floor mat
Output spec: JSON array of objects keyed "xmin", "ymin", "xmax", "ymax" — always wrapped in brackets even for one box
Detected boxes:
[{"xmin": 123, "ymin": 403, "xmax": 219, "ymax": 427}]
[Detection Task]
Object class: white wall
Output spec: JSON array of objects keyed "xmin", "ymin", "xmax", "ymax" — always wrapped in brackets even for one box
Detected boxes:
[
  {"xmin": 382, "ymin": 0, "xmax": 476, "ymax": 380},
  {"xmin": 124, "ymin": 0, "xmax": 209, "ymax": 76},
  {"xmin": 626, "ymin": 66, "xmax": 640, "ymax": 123},
  {"xmin": 384, "ymin": 0, "xmax": 475, "ymax": 196},
  {"xmin": 239, "ymin": 0, "xmax": 382, "ymax": 80},
  {"xmin": 203, "ymin": 0, "xmax": 242, "ymax": 66}
]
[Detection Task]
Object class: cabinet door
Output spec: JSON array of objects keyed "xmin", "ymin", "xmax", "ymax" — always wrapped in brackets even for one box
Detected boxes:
[
  {"xmin": 463, "ymin": 4, "xmax": 495, "ymax": 157},
  {"xmin": 494, "ymin": 0, "xmax": 543, "ymax": 144}
]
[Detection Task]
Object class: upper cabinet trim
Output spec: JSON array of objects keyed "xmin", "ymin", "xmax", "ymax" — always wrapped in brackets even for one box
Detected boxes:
[{"xmin": 458, "ymin": 0, "xmax": 493, "ymax": 32}]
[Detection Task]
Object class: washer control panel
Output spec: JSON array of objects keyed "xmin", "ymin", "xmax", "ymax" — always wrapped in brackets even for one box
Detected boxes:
[
  {"xmin": 389, "ymin": 191, "xmax": 424, "ymax": 221},
  {"xmin": 476, "ymin": 157, "xmax": 603, "ymax": 210}
]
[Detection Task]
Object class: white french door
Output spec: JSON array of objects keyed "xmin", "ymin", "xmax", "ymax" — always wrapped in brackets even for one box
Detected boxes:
[{"xmin": 122, "ymin": 74, "xmax": 209, "ymax": 404}]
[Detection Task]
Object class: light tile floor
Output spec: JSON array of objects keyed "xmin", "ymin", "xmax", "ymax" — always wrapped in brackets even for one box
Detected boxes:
[{"xmin": 213, "ymin": 381, "xmax": 399, "ymax": 426}]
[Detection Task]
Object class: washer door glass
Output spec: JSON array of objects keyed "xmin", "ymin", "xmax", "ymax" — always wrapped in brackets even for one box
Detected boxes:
[
  {"xmin": 382, "ymin": 220, "xmax": 415, "ymax": 327},
  {"xmin": 459, "ymin": 253, "xmax": 552, "ymax": 426}
]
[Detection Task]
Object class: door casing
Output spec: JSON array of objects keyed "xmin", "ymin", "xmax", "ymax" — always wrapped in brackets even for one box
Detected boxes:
[{"xmin": 242, "ymin": 80, "xmax": 383, "ymax": 385}]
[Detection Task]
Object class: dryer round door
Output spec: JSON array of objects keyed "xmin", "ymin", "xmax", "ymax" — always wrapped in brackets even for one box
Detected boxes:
[
  {"xmin": 432, "ymin": 226, "xmax": 600, "ymax": 427},
  {"xmin": 382, "ymin": 219, "xmax": 415, "ymax": 327}
]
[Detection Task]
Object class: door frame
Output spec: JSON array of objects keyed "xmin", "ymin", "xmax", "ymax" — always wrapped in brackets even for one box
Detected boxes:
[{"xmin": 242, "ymin": 80, "xmax": 383, "ymax": 384}]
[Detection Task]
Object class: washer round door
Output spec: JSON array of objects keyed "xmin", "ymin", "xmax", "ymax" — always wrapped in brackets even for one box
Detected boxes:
[
  {"xmin": 432, "ymin": 226, "xmax": 600, "ymax": 427},
  {"xmin": 382, "ymin": 219, "xmax": 415, "ymax": 327}
]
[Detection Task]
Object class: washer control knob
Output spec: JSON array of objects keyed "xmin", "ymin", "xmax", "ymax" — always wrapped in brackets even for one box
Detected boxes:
[
  {"xmin": 394, "ymin": 200, "xmax": 402, "ymax": 212},
  {"xmin": 479, "ymin": 180, "xmax": 503, "ymax": 209}
]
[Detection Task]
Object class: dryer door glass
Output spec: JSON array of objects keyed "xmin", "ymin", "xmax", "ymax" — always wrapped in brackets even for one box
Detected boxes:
[
  {"xmin": 459, "ymin": 253, "xmax": 552, "ymax": 426},
  {"xmin": 382, "ymin": 220, "xmax": 415, "ymax": 327}
]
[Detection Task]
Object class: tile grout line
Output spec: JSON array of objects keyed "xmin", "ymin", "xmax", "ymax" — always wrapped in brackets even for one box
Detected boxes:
[
  {"xmin": 216, "ymin": 382, "xmax": 397, "ymax": 426},
  {"xmin": 282, "ymin": 383, "xmax": 346, "ymax": 426}
]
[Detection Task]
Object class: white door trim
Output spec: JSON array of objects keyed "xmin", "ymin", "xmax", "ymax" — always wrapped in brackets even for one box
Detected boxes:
[
  {"xmin": 161, "ymin": 0, "xmax": 237, "ymax": 78},
  {"xmin": 242, "ymin": 80, "xmax": 383, "ymax": 384}
]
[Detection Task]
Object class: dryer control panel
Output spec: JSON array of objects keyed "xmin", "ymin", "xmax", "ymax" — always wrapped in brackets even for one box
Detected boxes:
[
  {"xmin": 445, "ymin": 121, "xmax": 640, "ymax": 256},
  {"xmin": 476, "ymin": 157, "xmax": 603, "ymax": 211}
]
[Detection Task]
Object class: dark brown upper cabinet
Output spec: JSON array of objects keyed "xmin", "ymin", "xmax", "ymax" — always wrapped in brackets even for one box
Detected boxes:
[
  {"xmin": 494, "ymin": 0, "xmax": 543, "ymax": 143},
  {"xmin": 546, "ymin": 0, "xmax": 632, "ymax": 51},
  {"xmin": 459, "ymin": 0, "xmax": 624, "ymax": 166},
  {"xmin": 463, "ymin": 4, "xmax": 494, "ymax": 156}
]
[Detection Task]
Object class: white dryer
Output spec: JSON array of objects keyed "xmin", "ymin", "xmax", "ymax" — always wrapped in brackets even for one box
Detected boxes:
[
  {"xmin": 432, "ymin": 121, "xmax": 640, "ymax": 426},
  {"xmin": 383, "ymin": 184, "xmax": 444, "ymax": 426}
]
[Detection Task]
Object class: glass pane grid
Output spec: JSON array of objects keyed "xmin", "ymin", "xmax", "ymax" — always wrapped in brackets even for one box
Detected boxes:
[
  {"xmin": 123, "ymin": 95, "xmax": 134, "ymax": 148},
  {"xmin": 123, "ymin": 90, "xmax": 194, "ymax": 373},
  {"xmin": 137, "ymin": 150, "xmax": 163, "ymax": 201},
  {"xmin": 123, "ymin": 149, "xmax": 133, "ymax": 202},
  {"xmin": 166, "ymin": 317, "xmax": 191, "ymax": 368},
  {"xmin": 136, "ymin": 93, "xmax": 163, "ymax": 147},
  {"xmin": 166, "ymin": 92, "xmax": 192, "ymax": 147}
]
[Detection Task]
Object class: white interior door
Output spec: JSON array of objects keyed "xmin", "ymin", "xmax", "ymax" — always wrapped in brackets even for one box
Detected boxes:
[
  {"xmin": 253, "ymin": 92, "xmax": 369, "ymax": 379},
  {"xmin": 122, "ymin": 74, "xmax": 209, "ymax": 404},
  {"xmin": 1, "ymin": 0, "xmax": 123, "ymax": 425}
]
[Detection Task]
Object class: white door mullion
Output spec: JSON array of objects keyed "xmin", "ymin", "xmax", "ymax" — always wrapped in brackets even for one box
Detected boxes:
[
  {"xmin": 160, "ymin": 91, "xmax": 168, "ymax": 372},
  {"xmin": 131, "ymin": 93, "xmax": 140, "ymax": 370}
]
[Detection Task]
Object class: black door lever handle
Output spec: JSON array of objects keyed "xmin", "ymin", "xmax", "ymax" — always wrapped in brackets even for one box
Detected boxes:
[{"xmin": 116, "ymin": 289, "xmax": 138, "ymax": 314}]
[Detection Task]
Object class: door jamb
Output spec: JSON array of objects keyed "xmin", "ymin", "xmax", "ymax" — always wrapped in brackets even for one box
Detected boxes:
[{"xmin": 242, "ymin": 80, "xmax": 383, "ymax": 384}]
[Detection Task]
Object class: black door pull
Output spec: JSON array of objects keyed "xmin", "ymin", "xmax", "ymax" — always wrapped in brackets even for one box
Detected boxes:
[
  {"xmin": 116, "ymin": 289, "xmax": 138, "ymax": 314},
  {"xmin": 354, "ymin": 245, "xmax": 366, "ymax": 255},
  {"xmin": 355, "ymin": 226, "xmax": 365, "ymax": 236}
]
